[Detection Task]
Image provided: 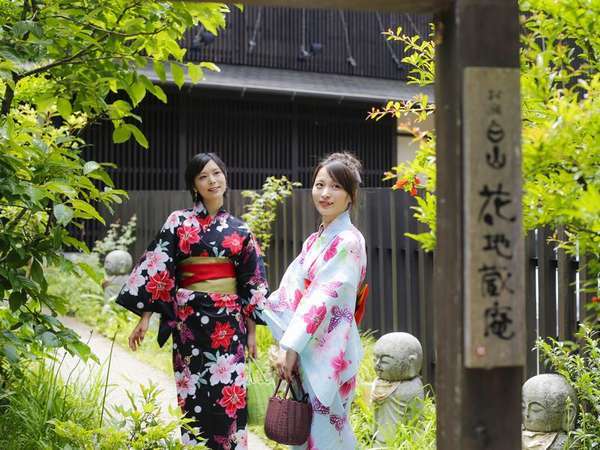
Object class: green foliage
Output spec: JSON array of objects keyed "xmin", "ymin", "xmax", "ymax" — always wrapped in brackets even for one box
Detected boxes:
[
  {"xmin": 370, "ymin": 0, "xmax": 600, "ymax": 283},
  {"xmin": 53, "ymin": 383, "xmax": 203, "ymax": 450},
  {"xmin": 241, "ymin": 176, "xmax": 301, "ymax": 253},
  {"xmin": 351, "ymin": 390, "xmax": 436, "ymax": 450},
  {"xmin": 93, "ymin": 214, "xmax": 138, "ymax": 258},
  {"xmin": 0, "ymin": 357, "xmax": 104, "ymax": 449},
  {"xmin": 45, "ymin": 260, "xmax": 173, "ymax": 374},
  {"xmin": 0, "ymin": 354, "xmax": 198, "ymax": 449},
  {"xmin": 0, "ymin": 0, "xmax": 231, "ymax": 368},
  {"xmin": 536, "ymin": 324, "xmax": 600, "ymax": 449}
]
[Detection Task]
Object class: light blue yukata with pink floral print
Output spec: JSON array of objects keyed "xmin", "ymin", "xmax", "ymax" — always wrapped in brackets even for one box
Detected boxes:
[{"xmin": 260, "ymin": 210, "xmax": 367, "ymax": 450}]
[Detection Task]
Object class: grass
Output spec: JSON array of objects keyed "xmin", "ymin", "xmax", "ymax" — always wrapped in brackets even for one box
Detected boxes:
[{"xmin": 0, "ymin": 355, "xmax": 104, "ymax": 449}]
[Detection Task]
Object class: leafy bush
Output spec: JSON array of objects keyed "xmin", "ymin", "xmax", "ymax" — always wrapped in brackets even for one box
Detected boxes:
[
  {"xmin": 0, "ymin": 354, "xmax": 199, "ymax": 449},
  {"xmin": 46, "ymin": 261, "xmax": 173, "ymax": 374},
  {"xmin": 242, "ymin": 177, "xmax": 301, "ymax": 253},
  {"xmin": 93, "ymin": 214, "xmax": 138, "ymax": 259},
  {"xmin": 537, "ymin": 324, "xmax": 600, "ymax": 449},
  {"xmin": 53, "ymin": 383, "xmax": 204, "ymax": 450}
]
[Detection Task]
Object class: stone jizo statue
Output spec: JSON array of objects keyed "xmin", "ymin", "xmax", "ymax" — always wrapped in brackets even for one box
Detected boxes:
[
  {"xmin": 522, "ymin": 373, "xmax": 577, "ymax": 450},
  {"xmin": 371, "ymin": 332, "xmax": 425, "ymax": 444},
  {"xmin": 102, "ymin": 250, "xmax": 133, "ymax": 300}
]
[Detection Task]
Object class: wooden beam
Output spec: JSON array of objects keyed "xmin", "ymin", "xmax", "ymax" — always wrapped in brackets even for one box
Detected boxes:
[
  {"xmin": 193, "ymin": 0, "xmax": 450, "ymax": 13},
  {"xmin": 434, "ymin": 1, "xmax": 523, "ymax": 449}
]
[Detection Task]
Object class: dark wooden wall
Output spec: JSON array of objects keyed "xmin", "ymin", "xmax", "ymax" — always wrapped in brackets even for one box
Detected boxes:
[
  {"xmin": 184, "ymin": 7, "xmax": 431, "ymax": 80},
  {"xmin": 82, "ymin": 90, "xmax": 396, "ymax": 191}
]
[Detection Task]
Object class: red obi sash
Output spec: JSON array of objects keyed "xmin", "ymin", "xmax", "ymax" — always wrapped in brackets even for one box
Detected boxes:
[
  {"xmin": 179, "ymin": 260, "xmax": 236, "ymax": 289},
  {"xmin": 303, "ymin": 278, "xmax": 369, "ymax": 326}
]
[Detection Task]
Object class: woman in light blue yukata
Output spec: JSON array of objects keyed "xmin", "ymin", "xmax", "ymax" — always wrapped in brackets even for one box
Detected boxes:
[{"xmin": 259, "ymin": 152, "xmax": 368, "ymax": 450}]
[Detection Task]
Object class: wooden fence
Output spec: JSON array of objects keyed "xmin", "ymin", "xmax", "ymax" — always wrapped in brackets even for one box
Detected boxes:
[{"xmin": 92, "ymin": 189, "xmax": 593, "ymax": 386}]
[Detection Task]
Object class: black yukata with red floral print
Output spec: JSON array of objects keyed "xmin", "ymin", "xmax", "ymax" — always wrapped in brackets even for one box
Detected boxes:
[{"xmin": 116, "ymin": 202, "xmax": 268, "ymax": 449}]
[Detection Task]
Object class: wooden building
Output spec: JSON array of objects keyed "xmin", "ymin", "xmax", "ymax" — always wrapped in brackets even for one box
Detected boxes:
[{"xmin": 83, "ymin": 7, "xmax": 432, "ymax": 192}]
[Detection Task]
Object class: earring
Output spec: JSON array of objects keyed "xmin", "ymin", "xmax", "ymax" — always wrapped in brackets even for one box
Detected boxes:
[{"xmin": 194, "ymin": 191, "xmax": 201, "ymax": 202}]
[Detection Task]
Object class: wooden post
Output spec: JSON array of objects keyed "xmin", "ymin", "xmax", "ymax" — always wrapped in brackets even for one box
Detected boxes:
[{"xmin": 434, "ymin": 1, "xmax": 523, "ymax": 449}]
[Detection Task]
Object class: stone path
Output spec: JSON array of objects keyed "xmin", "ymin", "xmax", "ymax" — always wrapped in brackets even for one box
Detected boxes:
[{"xmin": 58, "ymin": 315, "xmax": 272, "ymax": 450}]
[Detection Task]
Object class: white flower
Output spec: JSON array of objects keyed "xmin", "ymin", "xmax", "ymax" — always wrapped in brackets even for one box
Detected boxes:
[
  {"xmin": 176, "ymin": 289, "xmax": 194, "ymax": 306},
  {"xmin": 216, "ymin": 219, "xmax": 229, "ymax": 232},
  {"xmin": 183, "ymin": 215, "xmax": 200, "ymax": 228},
  {"xmin": 140, "ymin": 247, "xmax": 169, "ymax": 276},
  {"xmin": 233, "ymin": 363, "xmax": 247, "ymax": 387},
  {"xmin": 232, "ymin": 429, "xmax": 248, "ymax": 450},
  {"xmin": 124, "ymin": 269, "xmax": 145, "ymax": 296},
  {"xmin": 208, "ymin": 353, "xmax": 236, "ymax": 386},
  {"xmin": 162, "ymin": 211, "xmax": 181, "ymax": 233},
  {"xmin": 181, "ymin": 431, "xmax": 198, "ymax": 446},
  {"xmin": 250, "ymin": 284, "xmax": 268, "ymax": 309},
  {"xmin": 175, "ymin": 367, "xmax": 199, "ymax": 399}
]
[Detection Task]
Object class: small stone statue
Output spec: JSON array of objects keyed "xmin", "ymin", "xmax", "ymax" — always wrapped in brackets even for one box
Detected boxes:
[
  {"xmin": 371, "ymin": 332, "xmax": 425, "ymax": 444},
  {"xmin": 522, "ymin": 373, "xmax": 577, "ymax": 450},
  {"xmin": 102, "ymin": 250, "xmax": 133, "ymax": 300}
]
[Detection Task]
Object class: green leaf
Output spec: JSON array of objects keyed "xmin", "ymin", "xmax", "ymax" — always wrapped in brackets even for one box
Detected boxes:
[
  {"xmin": 62, "ymin": 236, "xmax": 90, "ymax": 253},
  {"xmin": 8, "ymin": 291, "xmax": 27, "ymax": 312},
  {"xmin": 153, "ymin": 60, "xmax": 167, "ymax": 82},
  {"xmin": 40, "ymin": 331, "xmax": 60, "ymax": 347},
  {"xmin": 151, "ymin": 84, "xmax": 167, "ymax": 103},
  {"xmin": 77, "ymin": 262, "xmax": 103, "ymax": 285},
  {"xmin": 113, "ymin": 125, "xmax": 132, "ymax": 144},
  {"xmin": 170, "ymin": 62, "xmax": 185, "ymax": 88},
  {"xmin": 128, "ymin": 124, "xmax": 149, "ymax": 149},
  {"xmin": 3, "ymin": 344, "xmax": 18, "ymax": 363},
  {"xmin": 200, "ymin": 62, "xmax": 220, "ymax": 72},
  {"xmin": 70, "ymin": 199, "xmax": 105, "ymax": 224},
  {"xmin": 57, "ymin": 98, "xmax": 72, "ymax": 118},
  {"xmin": 30, "ymin": 259, "xmax": 47, "ymax": 292},
  {"xmin": 53, "ymin": 204, "xmax": 74, "ymax": 226},
  {"xmin": 129, "ymin": 80, "xmax": 146, "ymax": 106},
  {"xmin": 187, "ymin": 63, "xmax": 204, "ymax": 83},
  {"xmin": 83, "ymin": 161, "xmax": 101, "ymax": 175}
]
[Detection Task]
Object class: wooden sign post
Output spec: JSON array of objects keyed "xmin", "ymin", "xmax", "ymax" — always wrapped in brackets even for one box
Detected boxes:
[
  {"xmin": 434, "ymin": 1, "xmax": 523, "ymax": 449},
  {"xmin": 191, "ymin": 1, "xmax": 524, "ymax": 448}
]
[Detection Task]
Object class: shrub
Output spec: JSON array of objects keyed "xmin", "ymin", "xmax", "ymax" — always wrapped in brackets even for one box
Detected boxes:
[{"xmin": 537, "ymin": 324, "xmax": 600, "ymax": 449}]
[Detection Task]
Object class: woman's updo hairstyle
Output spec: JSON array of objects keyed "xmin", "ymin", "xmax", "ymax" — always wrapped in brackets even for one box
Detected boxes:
[
  {"xmin": 312, "ymin": 151, "xmax": 363, "ymax": 205},
  {"xmin": 184, "ymin": 152, "xmax": 228, "ymax": 202}
]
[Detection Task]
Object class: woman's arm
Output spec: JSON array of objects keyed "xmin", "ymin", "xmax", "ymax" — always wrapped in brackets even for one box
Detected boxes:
[
  {"xmin": 128, "ymin": 311, "xmax": 152, "ymax": 351},
  {"xmin": 246, "ymin": 317, "xmax": 257, "ymax": 358}
]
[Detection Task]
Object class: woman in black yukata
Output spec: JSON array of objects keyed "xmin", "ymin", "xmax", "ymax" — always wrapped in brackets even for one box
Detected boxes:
[{"xmin": 115, "ymin": 153, "xmax": 268, "ymax": 449}]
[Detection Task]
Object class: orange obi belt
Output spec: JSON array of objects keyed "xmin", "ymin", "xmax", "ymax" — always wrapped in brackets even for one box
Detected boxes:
[
  {"xmin": 178, "ymin": 256, "xmax": 237, "ymax": 294},
  {"xmin": 303, "ymin": 278, "xmax": 369, "ymax": 325}
]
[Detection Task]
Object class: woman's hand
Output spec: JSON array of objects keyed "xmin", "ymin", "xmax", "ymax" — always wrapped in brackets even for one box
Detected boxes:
[
  {"xmin": 276, "ymin": 348, "xmax": 299, "ymax": 382},
  {"xmin": 246, "ymin": 318, "xmax": 257, "ymax": 359},
  {"xmin": 128, "ymin": 312, "xmax": 151, "ymax": 351}
]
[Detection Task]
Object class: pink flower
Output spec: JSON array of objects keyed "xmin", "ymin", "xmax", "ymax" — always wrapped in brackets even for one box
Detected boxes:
[
  {"xmin": 233, "ymin": 429, "xmax": 248, "ymax": 450},
  {"xmin": 176, "ymin": 289, "xmax": 193, "ymax": 306},
  {"xmin": 331, "ymin": 350, "xmax": 350, "ymax": 382},
  {"xmin": 209, "ymin": 354, "xmax": 236, "ymax": 386},
  {"xmin": 321, "ymin": 281, "xmax": 343, "ymax": 298},
  {"xmin": 324, "ymin": 236, "xmax": 342, "ymax": 262},
  {"xmin": 163, "ymin": 211, "xmax": 181, "ymax": 233},
  {"xmin": 177, "ymin": 224, "xmax": 201, "ymax": 254},
  {"xmin": 175, "ymin": 367, "xmax": 199, "ymax": 399},
  {"xmin": 141, "ymin": 247, "xmax": 169, "ymax": 276},
  {"xmin": 339, "ymin": 376, "xmax": 356, "ymax": 398},
  {"xmin": 291, "ymin": 289, "xmax": 303, "ymax": 311},
  {"xmin": 124, "ymin": 269, "xmax": 145, "ymax": 296},
  {"xmin": 303, "ymin": 303, "xmax": 327, "ymax": 335}
]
